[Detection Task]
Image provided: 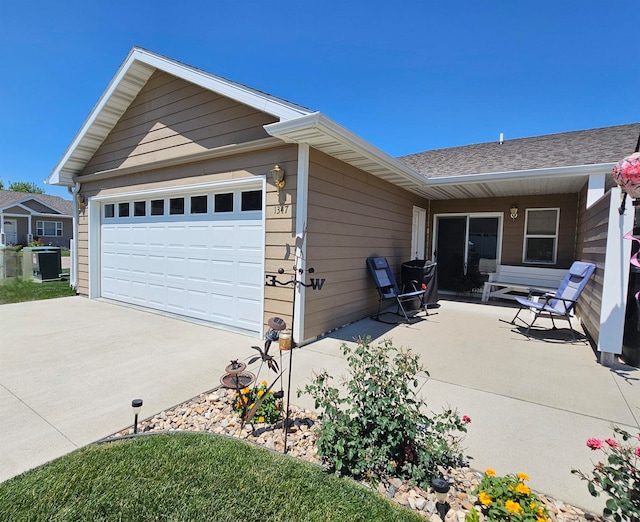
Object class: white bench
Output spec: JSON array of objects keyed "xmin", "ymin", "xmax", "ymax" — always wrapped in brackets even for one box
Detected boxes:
[{"xmin": 481, "ymin": 265, "xmax": 566, "ymax": 302}]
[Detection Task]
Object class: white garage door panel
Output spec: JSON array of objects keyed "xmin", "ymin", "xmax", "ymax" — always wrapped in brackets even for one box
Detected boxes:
[{"xmin": 101, "ymin": 204, "xmax": 264, "ymax": 334}]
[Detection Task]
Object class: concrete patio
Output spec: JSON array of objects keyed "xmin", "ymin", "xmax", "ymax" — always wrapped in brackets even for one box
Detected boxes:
[{"xmin": 1, "ymin": 296, "xmax": 638, "ymax": 514}]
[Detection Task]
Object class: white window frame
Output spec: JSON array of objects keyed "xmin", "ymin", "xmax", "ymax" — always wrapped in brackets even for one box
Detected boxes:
[
  {"xmin": 36, "ymin": 220, "xmax": 63, "ymax": 237},
  {"xmin": 522, "ymin": 208, "xmax": 560, "ymax": 264}
]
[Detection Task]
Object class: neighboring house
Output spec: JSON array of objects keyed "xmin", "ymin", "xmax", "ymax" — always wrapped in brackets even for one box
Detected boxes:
[
  {"xmin": 0, "ymin": 190, "xmax": 73, "ymax": 248},
  {"xmin": 46, "ymin": 47, "xmax": 636, "ymax": 365}
]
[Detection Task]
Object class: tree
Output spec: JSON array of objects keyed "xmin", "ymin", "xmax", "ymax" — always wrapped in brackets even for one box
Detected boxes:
[
  {"xmin": 8, "ymin": 181, "xmax": 45, "ymax": 194},
  {"xmin": 0, "ymin": 179, "xmax": 4, "ymax": 190}
]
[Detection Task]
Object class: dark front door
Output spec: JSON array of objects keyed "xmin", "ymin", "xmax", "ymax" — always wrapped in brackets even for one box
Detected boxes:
[{"xmin": 436, "ymin": 217, "xmax": 467, "ymax": 291}]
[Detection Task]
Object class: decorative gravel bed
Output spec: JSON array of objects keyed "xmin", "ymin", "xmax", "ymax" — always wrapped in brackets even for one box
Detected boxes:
[{"xmin": 112, "ymin": 388, "xmax": 603, "ymax": 522}]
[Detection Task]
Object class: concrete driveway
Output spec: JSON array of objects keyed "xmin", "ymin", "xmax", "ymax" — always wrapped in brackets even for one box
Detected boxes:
[{"xmin": 1, "ymin": 296, "xmax": 639, "ymax": 514}]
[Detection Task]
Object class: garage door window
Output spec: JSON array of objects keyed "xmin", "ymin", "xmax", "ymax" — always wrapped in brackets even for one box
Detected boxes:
[
  {"xmin": 134, "ymin": 201, "xmax": 146, "ymax": 217},
  {"xmin": 215, "ymin": 193, "xmax": 233, "ymax": 213},
  {"xmin": 151, "ymin": 199, "xmax": 164, "ymax": 216},
  {"xmin": 169, "ymin": 198, "xmax": 185, "ymax": 215},
  {"xmin": 241, "ymin": 190, "xmax": 262, "ymax": 211},
  {"xmin": 104, "ymin": 204, "xmax": 115, "ymax": 218},
  {"xmin": 190, "ymin": 195, "xmax": 207, "ymax": 214},
  {"xmin": 118, "ymin": 202, "xmax": 130, "ymax": 217}
]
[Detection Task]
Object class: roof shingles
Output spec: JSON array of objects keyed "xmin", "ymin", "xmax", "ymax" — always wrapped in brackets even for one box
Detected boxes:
[
  {"xmin": 0, "ymin": 190, "xmax": 73, "ymax": 216},
  {"xmin": 398, "ymin": 123, "xmax": 640, "ymax": 178}
]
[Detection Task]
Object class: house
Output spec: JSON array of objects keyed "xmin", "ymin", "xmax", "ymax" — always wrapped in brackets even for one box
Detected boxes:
[
  {"xmin": 46, "ymin": 47, "xmax": 636, "ymax": 365},
  {"xmin": 0, "ymin": 190, "xmax": 73, "ymax": 248}
]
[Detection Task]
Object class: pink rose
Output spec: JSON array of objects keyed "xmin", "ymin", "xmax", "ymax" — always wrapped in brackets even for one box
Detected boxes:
[
  {"xmin": 586, "ymin": 438, "xmax": 604, "ymax": 450},
  {"xmin": 636, "ymin": 447, "xmax": 640, "ymax": 457},
  {"xmin": 605, "ymin": 438, "xmax": 619, "ymax": 448},
  {"xmin": 462, "ymin": 415, "xmax": 471, "ymax": 423}
]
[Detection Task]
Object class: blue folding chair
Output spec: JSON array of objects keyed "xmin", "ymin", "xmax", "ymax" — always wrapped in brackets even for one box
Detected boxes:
[
  {"xmin": 367, "ymin": 257, "xmax": 427, "ymax": 323},
  {"xmin": 510, "ymin": 261, "xmax": 596, "ymax": 340}
]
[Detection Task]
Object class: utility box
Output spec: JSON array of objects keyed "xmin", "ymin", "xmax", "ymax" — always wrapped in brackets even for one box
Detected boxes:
[{"xmin": 22, "ymin": 247, "xmax": 62, "ymax": 282}]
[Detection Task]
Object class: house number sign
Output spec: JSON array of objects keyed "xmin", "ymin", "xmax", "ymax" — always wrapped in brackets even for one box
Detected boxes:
[{"xmin": 265, "ymin": 267, "xmax": 326, "ymax": 291}]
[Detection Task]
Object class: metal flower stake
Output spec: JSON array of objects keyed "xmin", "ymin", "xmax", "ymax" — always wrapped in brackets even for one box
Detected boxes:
[{"xmin": 265, "ymin": 263, "xmax": 326, "ymax": 454}]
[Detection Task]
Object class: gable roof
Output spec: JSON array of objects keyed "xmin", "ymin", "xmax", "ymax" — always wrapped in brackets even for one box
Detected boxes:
[
  {"xmin": 48, "ymin": 47, "xmax": 314, "ymax": 187},
  {"xmin": 0, "ymin": 190, "xmax": 73, "ymax": 216},
  {"xmin": 47, "ymin": 47, "xmax": 637, "ymax": 202},
  {"xmin": 399, "ymin": 123, "xmax": 640, "ymax": 178}
]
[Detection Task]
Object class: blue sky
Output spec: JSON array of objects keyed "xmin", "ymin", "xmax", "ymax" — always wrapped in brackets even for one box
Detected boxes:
[{"xmin": 0, "ymin": 0, "xmax": 637, "ymax": 199}]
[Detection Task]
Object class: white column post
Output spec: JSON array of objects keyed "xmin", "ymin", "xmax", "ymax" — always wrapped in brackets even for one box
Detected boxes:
[
  {"xmin": 0, "ymin": 211, "xmax": 5, "ymax": 245},
  {"xmin": 293, "ymin": 143, "xmax": 309, "ymax": 344},
  {"xmin": 27, "ymin": 216, "xmax": 33, "ymax": 244},
  {"xmin": 598, "ymin": 187, "xmax": 634, "ymax": 366}
]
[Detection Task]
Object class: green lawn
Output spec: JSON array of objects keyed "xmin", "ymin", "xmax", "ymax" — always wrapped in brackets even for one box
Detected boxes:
[
  {"xmin": 0, "ymin": 433, "xmax": 422, "ymax": 522},
  {"xmin": 0, "ymin": 277, "xmax": 75, "ymax": 304}
]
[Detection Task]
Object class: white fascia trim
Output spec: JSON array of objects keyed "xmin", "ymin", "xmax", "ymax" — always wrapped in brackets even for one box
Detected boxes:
[
  {"xmin": 90, "ymin": 177, "xmax": 263, "ymax": 202},
  {"xmin": 265, "ymin": 113, "xmax": 426, "ymax": 188},
  {"xmin": 47, "ymin": 51, "xmax": 154, "ymax": 187},
  {"xmin": 425, "ymin": 162, "xmax": 615, "ymax": 186},
  {"xmin": 131, "ymin": 48, "xmax": 312, "ymax": 121},
  {"xmin": 48, "ymin": 47, "xmax": 312, "ymax": 186}
]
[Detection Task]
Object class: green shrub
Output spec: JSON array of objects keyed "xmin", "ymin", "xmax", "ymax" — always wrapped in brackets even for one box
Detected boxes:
[
  {"xmin": 300, "ymin": 337, "xmax": 468, "ymax": 487},
  {"xmin": 572, "ymin": 426, "xmax": 640, "ymax": 521}
]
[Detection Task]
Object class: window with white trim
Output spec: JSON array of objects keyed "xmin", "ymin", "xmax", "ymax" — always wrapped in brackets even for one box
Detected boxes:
[
  {"xmin": 36, "ymin": 221, "xmax": 63, "ymax": 237},
  {"xmin": 523, "ymin": 208, "xmax": 559, "ymax": 264}
]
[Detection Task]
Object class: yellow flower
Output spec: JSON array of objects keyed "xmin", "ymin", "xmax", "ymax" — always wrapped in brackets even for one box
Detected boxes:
[
  {"xmin": 537, "ymin": 517, "xmax": 548, "ymax": 522},
  {"xmin": 505, "ymin": 500, "xmax": 523, "ymax": 514},
  {"xmin": 262, "ymin": 380, "xmax": 268, "ymax": 386},
  {"xmin": 258, "ymin": 416, "xmax": 265, "ymax": 423},
  {"xmin": 478, "ymin": 492, "xmax": 492, "ymax": 506},
  {"xmin": 515, "ymin": 483, "xmax": 531, "ymax": 495},
  {"xmin": 485, "ymin": 468, "xmax": 496, "ymax": 477},
  {"xmin": 257, "ymin": 390, "xmax": 265, "ymax": 397},
  {"xmin": 242, "ymin": 387, "xmax": 250, "ymax": 394},
  {"xmin": 249, "ymin": 403, "xmax": 255, "ymax": 409},
  {"xmin": 242, "ymin": 397, "xmax": 248, "ymax": 403},
  {"xmin": 517, "ymin": 472, "xmax": 530, "ymax": 481}
]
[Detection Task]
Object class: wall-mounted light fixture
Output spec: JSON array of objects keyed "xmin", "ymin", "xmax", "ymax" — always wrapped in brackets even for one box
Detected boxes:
[
  {"xmin": 510, "ymin": 204, "xmax": 519, "ymax": 221},
  {"xmin": 270, "ymin": 165, "xmax": 285, "ymax": 193}
]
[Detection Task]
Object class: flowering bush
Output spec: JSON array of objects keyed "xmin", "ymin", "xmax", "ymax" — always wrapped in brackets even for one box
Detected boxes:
[
  {"xmin": 300, "ymin": 337, "xmax": 468, "ymax": 487},
  {"xmin": 466, "ymin": 469, "xmax": 550, "ymax": 522},
  {"xmin": 233, "ymin": 381, "xmax": 280, "ymax": 424},
  {"xmin": 572, "ymin": 426, "xmax": 640, "ymax": 521}
]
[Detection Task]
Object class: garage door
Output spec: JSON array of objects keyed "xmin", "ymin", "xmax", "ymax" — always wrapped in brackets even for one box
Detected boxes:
[{"xmin": 100, "ymin": 187, "xmax": 264, "ymax": 335}]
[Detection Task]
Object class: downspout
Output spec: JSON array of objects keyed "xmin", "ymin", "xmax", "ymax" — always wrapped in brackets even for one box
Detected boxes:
[{"xmin": 67, "ymin": 181, "xmax": 81, "ymax": 291}]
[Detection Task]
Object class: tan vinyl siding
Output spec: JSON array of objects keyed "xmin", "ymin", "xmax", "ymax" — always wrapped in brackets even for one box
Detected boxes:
[
  {"xmin": 302, "ymin": 149, "xmax": 429, "ymax": 340},
  {"xmin": 574, "ymin": 184, "xmax": 609, "ymax": 342},
  {"xmin": 81, "ymin": 70, "xmax": 277, "ymax": 176},
  {"xmin": 430, "ymin": 194, "xmax": 578, "ymax": 268}
]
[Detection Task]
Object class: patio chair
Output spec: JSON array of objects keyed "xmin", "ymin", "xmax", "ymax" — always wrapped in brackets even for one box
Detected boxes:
[
  {"xmin": 367, "ymin": 257, "xmax": 427, "ymax": 323},
  {"xmin": 509, "ymin": 261, "xmax": 596, "ymax": 340}
]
